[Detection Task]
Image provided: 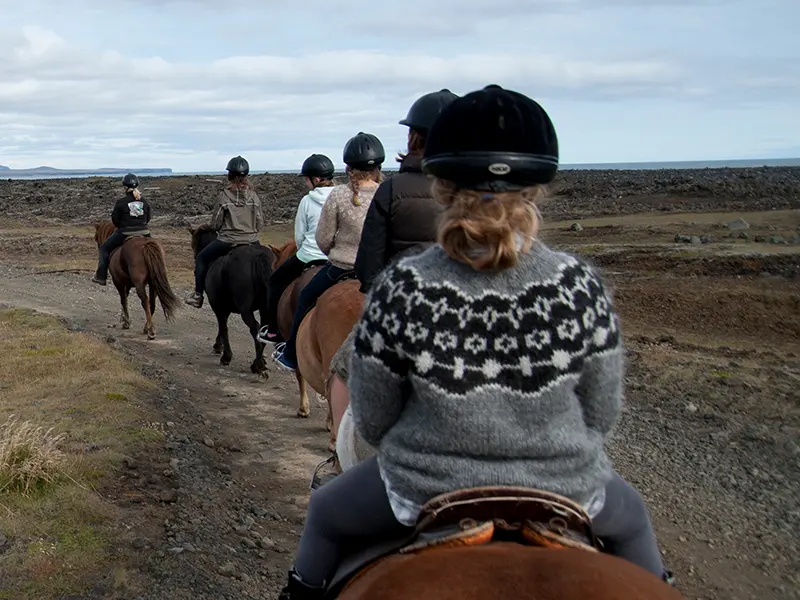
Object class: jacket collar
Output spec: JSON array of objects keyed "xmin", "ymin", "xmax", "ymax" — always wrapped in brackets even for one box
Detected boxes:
[{"xmin": 399, "ymin": 154, "xmax": 423, "ymax": 174}]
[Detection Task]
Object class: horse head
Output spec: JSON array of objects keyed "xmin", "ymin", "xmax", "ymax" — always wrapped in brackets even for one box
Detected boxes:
[
  {"xmin": 189, "ymin": 223, "xmax": 218, "ymax": 257},
  {"xmin": 268, "ymin": 239, "xmax": 298, "ymax": 270}
]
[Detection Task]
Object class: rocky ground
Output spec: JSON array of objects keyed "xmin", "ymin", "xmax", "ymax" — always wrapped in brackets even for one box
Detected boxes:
[
  {"xmin": 0, "ymin": 167, "xmax": 798, "ymax": 600},
  {"xmin": 2, "ymin": 166, "xmax": 799, "ymax": 225}
]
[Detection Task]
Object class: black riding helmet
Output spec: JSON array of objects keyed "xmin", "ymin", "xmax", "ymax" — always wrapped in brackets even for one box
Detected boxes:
[
  {"xmin": 422, "ymin": 85, "xmax": 559, "ymax": 191},
  {"xmin": 122, "ymin": 173, "xmax": 139, "ymax": 188},
  {"xmin": 399, "ymin": 89, "xmax": 459, "ymax": 133},
  {"xmin": 342, "ymin": 132, "xmax": 385, "ymax": 170},
  {"xmin": 301, "ymin": 154, "xmax": 335, "ymax": 179},
  {"xmin": 226, "ymin": 155, "xmax": 250, "ymax": 176}
]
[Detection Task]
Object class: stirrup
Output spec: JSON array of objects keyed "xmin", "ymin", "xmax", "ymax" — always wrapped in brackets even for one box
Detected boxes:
[
  {"xmin": 272, "ymin": 342, "xmax": 286, "ymax": 359},
  {"xmin": 257, "ymin": 325, "xmax": 277, "ymax": 344},
  {"xmin": 309, "ymin": 454, "xmax": 337, "ymax": 491}
]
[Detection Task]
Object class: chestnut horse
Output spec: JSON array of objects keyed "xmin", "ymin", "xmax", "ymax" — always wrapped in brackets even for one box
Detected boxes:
[
  {"xmin": 337, "ymin": 545, "xmax": 684, "ymax": 600},
  {"xmin": 268, "ymin": 240, "xmax": 364, "ymax": 440},
  {"xmin": 93, "ymin": 220, "xmax": 179, "ymax": 339}
]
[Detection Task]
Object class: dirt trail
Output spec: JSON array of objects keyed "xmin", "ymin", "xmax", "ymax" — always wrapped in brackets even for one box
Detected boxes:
[
  {"xmin": 0, "ymin": 205, "xmax": 798, "ymax": 599},
  {"xmin": 0, "ymin": 265, "xmax": 329, "ymax": 599}
]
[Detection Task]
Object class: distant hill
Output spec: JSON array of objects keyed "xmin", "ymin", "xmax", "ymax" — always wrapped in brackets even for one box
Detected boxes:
[{"xmin": 0, "ymin": 165, "xmax": 172, "ymax": 178}]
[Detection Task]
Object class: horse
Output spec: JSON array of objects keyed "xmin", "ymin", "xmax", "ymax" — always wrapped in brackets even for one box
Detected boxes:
[
  {"xmin": 324, "ymin": 485, "xmax": 684, "ymax": 600},
  {"xmin": 93, "ymin": 220, "xmax": 179, "ymax": 339},
  {"xmin": 188, "ymin": 224, "xmax": 276, "ymax": 376},
  {"xmin": 336, "ymin": 545, "xmax": 684, "ymax": 600},
  {"xmin": 268, "ymin": 241, "xmax": 364, "ymax": 434}
]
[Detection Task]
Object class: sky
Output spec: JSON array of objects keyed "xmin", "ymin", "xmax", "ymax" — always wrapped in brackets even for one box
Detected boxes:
[{"xmin": 0, "ymin": 0, "xmax": 798, "ymax": 172}]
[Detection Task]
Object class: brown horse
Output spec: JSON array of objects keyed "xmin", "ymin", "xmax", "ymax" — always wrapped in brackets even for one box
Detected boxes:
[
  {"xmin": 269, "ymin": 241, "xmax": 364, "ymax": 435},
  {"xmin": 337, "ymin": 545, "xmax": 684, "ymax": 600},
  {"xmin": 94, "ymin": 220, "xmax": 179, "ymax": 339}
]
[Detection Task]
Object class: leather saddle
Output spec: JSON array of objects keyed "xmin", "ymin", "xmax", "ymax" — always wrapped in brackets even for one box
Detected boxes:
[{"xmin": 324, "ymin": 485, "xmax": 599, "ymax": 598}]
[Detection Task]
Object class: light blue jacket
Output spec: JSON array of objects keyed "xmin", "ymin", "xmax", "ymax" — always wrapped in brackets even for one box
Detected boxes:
[{"xmin": 295, "ymin": 186, "xmax": 334, "ymax": 263}]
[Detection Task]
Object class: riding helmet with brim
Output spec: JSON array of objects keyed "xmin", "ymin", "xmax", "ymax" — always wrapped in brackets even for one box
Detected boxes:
[
  {"xmin": 343, "ymin": 132, "xmax": 385, "ymax": 171},
  {"xmin": 301, "ymin": 154, "xmax": 335, "ymax": 179},
  {"xmin": 122, "ymin": 173, "xmax": 139, "ymax": 188},
  {"xmin": 422, "ymin": 84, "xmax": 559, "ymax": 192},
  {"xmin": 226, "ymin": 155, "xmax": 250, "ymax": 176},
  {"xmin": 399, "ymin": 88, "xmax": 460, "ymax": 133}
]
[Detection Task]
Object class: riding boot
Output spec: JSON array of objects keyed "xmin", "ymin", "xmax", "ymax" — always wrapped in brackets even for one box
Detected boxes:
[
  {"xmin": 277, "ymin": 568, "xmax": 325, "ymax": 600},
  {"xmin": 92, "ymin": 264, "xmax": 108, "ymax": 286}
]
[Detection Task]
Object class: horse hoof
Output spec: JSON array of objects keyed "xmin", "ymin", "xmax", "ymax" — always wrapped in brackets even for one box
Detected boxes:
[
  {"xmin": 212, "ymin": 346, "xmax": 222, "ymax": 355},
  {"xmin": 250, "ymin": 361, "xmax": 267, "ymax": 375},
  {"xmin": 296, "ymin": 408, "xmax": 311, "ymax": 419},
  {"xmin": 147, "ymin": 333, "xmax": 156, "ymax": 340},
  {"xmin": 259, "ymin": 370, "xmax": 270, "ymax": 381},
  {"xmin": 122, "ymin": 323, "xmax": 130, "ymax": 330},
  {"xmin": 220, "ymin": 356, "xmax": 232, "ymax": 366}
]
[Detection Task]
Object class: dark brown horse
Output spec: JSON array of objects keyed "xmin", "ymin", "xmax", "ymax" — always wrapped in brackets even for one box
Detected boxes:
[
  {"xmin": 94, "ymin": 220, "xmax": 179, "ymax": 339},
  {"xmin": 268, "ymin": 240, "xmax": 364, "ymax": 444},
  {"xmin": 337, "ymin": 544, "xmax": 684, "ymax": 600}
]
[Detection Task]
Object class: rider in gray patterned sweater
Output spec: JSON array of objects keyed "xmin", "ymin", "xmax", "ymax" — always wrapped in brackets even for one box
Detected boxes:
[{"xmin": 278, "ymin": 86, "xmax": 672, "ymax": 600}]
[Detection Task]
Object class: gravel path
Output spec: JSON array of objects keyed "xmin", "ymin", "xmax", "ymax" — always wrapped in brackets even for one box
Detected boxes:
[{"xmin": 0, "ymin": 241, "xmax": 797, "ymax": 599}]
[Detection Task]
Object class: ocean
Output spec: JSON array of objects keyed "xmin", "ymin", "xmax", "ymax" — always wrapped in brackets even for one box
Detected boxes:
[{"xmin": 3, "ymin": 157, "xmax": 799, "ymax": 180}]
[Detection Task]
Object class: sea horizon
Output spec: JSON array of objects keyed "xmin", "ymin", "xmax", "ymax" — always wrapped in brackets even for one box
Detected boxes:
[{"xmin": 2, "ymin": 157, "xmax": 799, "ymax": 180}]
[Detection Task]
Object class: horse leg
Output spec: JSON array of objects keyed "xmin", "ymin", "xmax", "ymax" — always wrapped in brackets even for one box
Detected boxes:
[
  {"xmin": 296, "ymin": 371, "xmax": 310, "ymax": 419},
  {"xmin": 241, "ymin": 310, "xmax": 267, "ymax": 376},
  {"xmin": 215, "ymin": 310, "xmax": 233, "ymax": 365},
  {"xmin": 135, "ymin": 283, "xmax": 155, "ymax": 340},
  {"xmin": 118, "ymin": 286, "xmax": 131, "ymax": 329},
  {"xmin": 213, "ymin": 333, "xmax": 223, "ymax": 354},
  {"xmin": 146, "ymin": 283, "xmax": 157, "ymax": 338}
]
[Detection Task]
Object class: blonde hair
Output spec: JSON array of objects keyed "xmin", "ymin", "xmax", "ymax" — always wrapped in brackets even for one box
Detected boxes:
[
  {"xmin": 126, "ymin": 187, "xmax": 142, "ymax": 201},
  {"xmin": 346, "ymin": 167, "xmax": 382, "ymax": 206},
  {"xmin": 312, "ymin": 177, "xmax": 335, "ymax": 188},
  {"xmin": 434, "ymin": 178, "xmax": 544, "ymax": 271}
]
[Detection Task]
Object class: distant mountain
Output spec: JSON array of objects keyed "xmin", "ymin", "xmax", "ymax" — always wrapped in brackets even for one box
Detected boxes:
[{"xmin": 0, "ymin": 165, "xmax": 172, "ymax": 177}]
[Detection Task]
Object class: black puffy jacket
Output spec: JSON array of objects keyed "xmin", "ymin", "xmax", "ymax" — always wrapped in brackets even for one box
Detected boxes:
[
  {"xmin": 111, "ymin": 191, "xmax": 152, "ymax": 235},
  {"xmin": 355, "ymin": 155, "xmax": 443, "ymax": 292}
]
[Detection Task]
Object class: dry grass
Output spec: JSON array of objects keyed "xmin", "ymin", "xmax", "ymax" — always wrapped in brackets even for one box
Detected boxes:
[
  {"xmin": 0, "ymin": 416, "xmax": 67, "ymax": 496},
  {"xmin": 0, "ymin": 308, "xmax": 157, "ymax": 600}
]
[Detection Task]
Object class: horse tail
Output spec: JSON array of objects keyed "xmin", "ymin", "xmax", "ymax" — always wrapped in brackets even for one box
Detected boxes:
[
  {"xmin": 142, "ymin": 240, "xmax": 180, "ymax": 322},
  {"xmin": 252, "ymin": 248, "xmax": 274, "ymax": 310}
]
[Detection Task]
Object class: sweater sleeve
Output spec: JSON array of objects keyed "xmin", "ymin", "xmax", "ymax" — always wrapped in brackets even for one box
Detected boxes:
[
  {"xmin": 574, "ymin": 267, "xmax": 624, "ymax": 438},
  {"xmin": 315, "ymin": 192, "xmax": 338, "ymax": 255},
  {"xmin": 348, "ymin": 266, "xmax": 412, "ymax": 447}
]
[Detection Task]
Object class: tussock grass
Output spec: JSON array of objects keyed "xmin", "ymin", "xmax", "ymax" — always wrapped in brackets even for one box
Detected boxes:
[
  {"xmin": 0, "ymin": 308, "xmax": 157, "ymax": 600},
  {"xmin": 0, "ymin": 416, "xmax": 67, "ymax": 496}
]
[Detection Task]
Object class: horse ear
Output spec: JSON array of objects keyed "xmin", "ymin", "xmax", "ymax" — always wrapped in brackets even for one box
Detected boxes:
[
  {"xmin": 187, "ymin": 225, "xmax": 195, "ymax": 235},
  {"xmin": 93, "ymin": 222, "xmax": 100, "ymax": 231}
]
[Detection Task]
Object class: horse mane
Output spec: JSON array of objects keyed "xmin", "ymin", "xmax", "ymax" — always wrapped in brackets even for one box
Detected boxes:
[
  {"xmin": 94, "ymin": 220, "xmax": 116, "ymax": 246},
  {"xmin": 188, "ymin": 223, "xmax": 217, "ymax": 253},
  {"xmin": 268, "ymin": 239, "xmax": 298, "ymax": 269}
]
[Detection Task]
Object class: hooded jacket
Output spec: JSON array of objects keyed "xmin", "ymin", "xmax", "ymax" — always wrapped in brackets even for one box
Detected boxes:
[
  {"xmin": 210, "ymin": 185, "xmax": 264, "ymax": 244},
  {"xmin": 295, "ymin": 186, "xmax": 335, "ymax": 263}
]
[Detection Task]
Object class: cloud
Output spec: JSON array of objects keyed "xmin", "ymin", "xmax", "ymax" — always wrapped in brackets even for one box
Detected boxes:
[{"xmin": 0, "ymin": 0, "xmax": 798, "ymax": 171}]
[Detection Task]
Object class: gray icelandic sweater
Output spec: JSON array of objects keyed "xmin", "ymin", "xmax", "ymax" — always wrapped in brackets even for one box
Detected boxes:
[{"xmin": 348, "ymin": 242, "xmax": 624, "ymax": 510}]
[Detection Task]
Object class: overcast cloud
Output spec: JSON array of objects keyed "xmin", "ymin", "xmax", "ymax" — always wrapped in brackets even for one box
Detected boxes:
[{"xmin": 0, "ymin": 0, "xmax": 797, "ymax": 172}]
